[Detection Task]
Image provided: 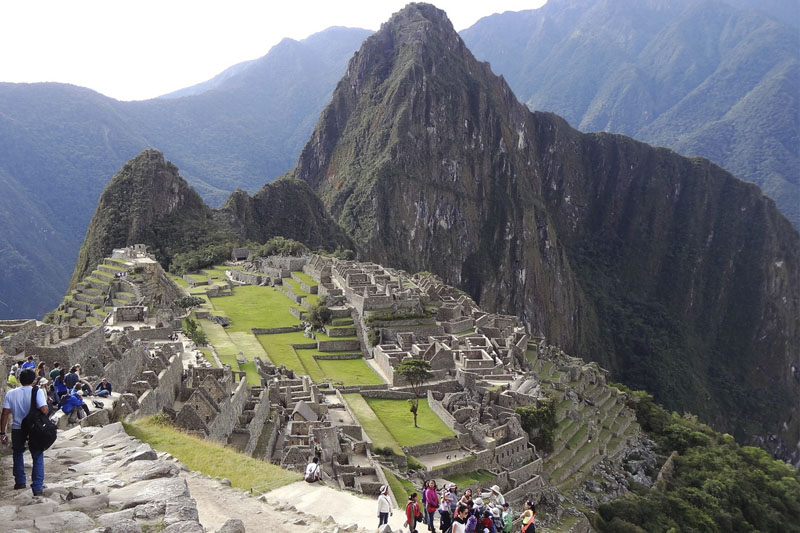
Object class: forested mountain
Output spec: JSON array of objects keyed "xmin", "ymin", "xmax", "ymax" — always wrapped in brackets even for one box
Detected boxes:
[
  {"xmin": 295, "ymin": 3, "xmax": 800, "ymax": 462},
  {"xmin": 0, "ymin": 27, "xmax": 370, "ymax": 319},
  {"xmin": 461, "ymin": 0, "xmax": 799, "ymax": 229}
]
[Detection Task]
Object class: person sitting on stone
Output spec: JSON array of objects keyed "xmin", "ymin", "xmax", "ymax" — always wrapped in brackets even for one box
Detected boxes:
[
  {"xmin": 20, "ymin": 355, "xmax": 36, "ymax": 372},
  {"xmin": 49, "ymin": 362, "xmax": 62, "ymax": 381},
  {"xmin": 65, "ymin": 365, "xmax": 93, "ymax": 396},
  {"xmin": 53, "ymin": 369, "xmax": 68, "ymax": 405},
  {"xmin": 61, "ymin": 390, "xmax": 90, "ymax": 423},
  {"xmin": 39, "ymin": 378, "xmax": 57, "ymax": 414},
  {"xmin": 95, "ymin": 378, "xmax": 112, "ymax": 397},
  {"xmin": 304, "ymin": 456, "xmax": 322, "ymax": 483}
]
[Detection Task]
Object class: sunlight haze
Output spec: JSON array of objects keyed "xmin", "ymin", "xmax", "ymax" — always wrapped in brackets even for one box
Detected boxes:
[{"xmin": 0, "ymin": 0, "xmax": 545, "ymax": 101}]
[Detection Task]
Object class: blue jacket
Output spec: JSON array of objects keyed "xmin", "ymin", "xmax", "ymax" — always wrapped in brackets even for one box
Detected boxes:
[{"xmin": 61, "ymin": 394, "xmax": 84, "ymax": 414}]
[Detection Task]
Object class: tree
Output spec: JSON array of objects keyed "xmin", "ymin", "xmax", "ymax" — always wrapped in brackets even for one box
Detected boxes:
[{"xmin": 394, "ymin": 359, "xmax": 433, "ymax": 428}]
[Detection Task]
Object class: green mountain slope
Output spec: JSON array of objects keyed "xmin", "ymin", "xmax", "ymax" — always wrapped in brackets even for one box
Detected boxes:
[
  {"xmin": 0, "ymin": 27, "xmax": 369, "ymax": 319},
  {"xmin": 460, "ymin": 0, "xmax": 799, "ymax": 229},
  {"xmin": 296, "ymin": 3, "xmax": 800, "ymax": 463}
]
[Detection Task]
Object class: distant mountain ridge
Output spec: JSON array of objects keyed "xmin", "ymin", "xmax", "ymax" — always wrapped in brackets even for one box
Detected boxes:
[
  {"xmin": 461, "ymin": 0, "xmax": 799, "ymax": 228},
  {"xmin": 295, "ymin": 2, "xmax": 800, "ymax": 462},
  {"xmin": 0, "ymin": 26, "xmax": 370, "ymax": 319}
]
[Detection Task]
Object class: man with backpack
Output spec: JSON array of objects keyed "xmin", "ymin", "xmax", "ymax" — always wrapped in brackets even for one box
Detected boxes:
[{"xmin": 0, "ymin": 369, "xmax": 49, "ymax": 496}]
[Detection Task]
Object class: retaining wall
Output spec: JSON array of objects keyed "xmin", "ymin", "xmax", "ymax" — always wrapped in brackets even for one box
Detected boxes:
[
  {"xmin": 207, "ymin": 377, "xmax": 250, "ymax": 443},
  {"xmin": 244, "ymin": 391, "xmax": 272, "ymax": 456},
  {"xmin": 125, "ymin": 327, "xmax": 173, "ymax": 341},
  {"xmin": 317, "ymin": 339, "xmax": 361, "ymax": 352},
  {"xmin": 135, "ymin": 354, "xmax": 184, "ymax": 417},
  {"xmin": 251, "ymin": 327, "xmax": 301, "ymax": 335}
]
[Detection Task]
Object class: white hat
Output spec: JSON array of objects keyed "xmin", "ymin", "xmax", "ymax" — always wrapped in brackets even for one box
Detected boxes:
[
  {"xmin": 380, "ymin": 485, "xmax": 388, "ymax": 494},
  {"xmin": 77, "ymin": 390, "xmax": 84, "ymax": 396},
  {"xmin": 490, "ymin": 485, "xmax": 501, "ymax": 493},
  {"xmin": 38, "ymin": 378, "xmax": 49, "ymax": 385},
  {"xmin": 474, "ymin": 497, "xmax": 484, "ymax": 507},
  {"xmin": 491, "ymin": 507, "xmax": 501, "ymax": 518}
]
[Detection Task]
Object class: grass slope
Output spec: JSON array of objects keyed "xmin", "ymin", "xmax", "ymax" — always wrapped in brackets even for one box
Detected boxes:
[
  {"xmin": 124, "ymin": 416, "xmax": 299, "ymax": 491},
  {"xmin": 210, "ymin": 285, "xmax": 298, "ymax": 332},
  {"xmin": 364, "ymin": 398, "xmax": 455, "ymax": 448},
  {"xmin": 342, "ymin": 393, "xmax": 404, "ymax": 455}
]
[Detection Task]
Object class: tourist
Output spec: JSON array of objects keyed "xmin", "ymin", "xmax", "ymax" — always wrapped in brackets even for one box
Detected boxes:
[
  {"xmin": 424, "ymin": 479, "xmax": 439, "ymax": 532},
  {"xmin": 406, "ymin": 492, "xmax": 422, "ymax": 532},
  {"xmin": 377, "ymin": 484, "xmax": 392, "ymax": 527},
  {"xmin": 62, "ymin": 390, "xmax": 90, "ymax": 423},
  {"xmin": 36, "ymin": 362, "xmax": 47, "ymax": 381},
  {"xmin": 459, "ymin": 488, "xmax": 473, "ymax": 506},
  {"xmin": 53, "ymin": 369, "xmax": 68, "ymax": 405},
  {"xmin": 65, "ymin": 365, "xmax": 93, "ymax": 396},
  {"xmin": 520, "ymin": 501, "xmax": 535, "ymax": 532},
  {"xmin": 481, "ymin": 485, "xmax": 505, "ymax": 508},
  {"xmin": 7, "ymin": 366, "xmax": 20, "ymax": 388},
  {"xmin": 451, "ymin": 504, "xmax": 470, "ymax": 533},
  {"xmin": 473, "ymin": 497, "xmax": 485, "ymax": 518},
  {"xmin": 0, "ymin": 368, "xmax": 48, "ymax": 496},
  {"xmin": 479, "ymin": 509, "xmax": 495, "ymax": 533},
  {"xmin": 49, "ymin": 362, "xmax": 61, "ymax": 381},
  {"xmin": 39, "ymin": 379, "xmax": 57, "ymax": 414},
  {"xmin": 440, "ymin": 483, "xmax": 457, "ymax": 532},
  {"xmin": 304, "ymin": 456, "xmax": 321, "ymax": 483},
  {"xmin": 95, "ymin": 378, "xmax": 113, "ymax": 397},
  {"xmin": 501, "ymin": 503, "xmax": 512, "ymax": 533},
  {"xmin": 20, "ymin": 355, "xmax": 36, "ymax": 372},
  {"xmin": 464, "ymin": 500, "xmax": 478, "ymax": 533}
]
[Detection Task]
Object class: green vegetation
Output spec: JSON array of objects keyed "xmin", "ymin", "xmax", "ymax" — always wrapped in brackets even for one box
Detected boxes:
[
  {"xmin": 516, "ymin": 398, "xmax": 557, "ymax": 452},
  {"xmin": 307, "ymin": 300, "xmax": 332, "ymax": 329},
  {"xmin": 394, "ymin": 359, "xmax": 433, "ymax": 428},
  {"xmin": 124, "ymin": 416, "xmax": 298, "ymax": 492},
  {"xmin": 365, "ymin": 397, "xmax": 455, "ymax": 447},
  {"xmin": 209, "ymin": 285, "xmax": 297, "ymax": 332},
  {"xmin": 316, "ymin": 358, "xmax": 383, "ymax": 386},
  {"xmin": 445, "ymin": 469, "xmax": 495, "ymax": 488},
  {"xmin": 594, "ymin": 389, "xmax": 800, "ymax": 532},
  {"xmin": 343, "ymin": 393, "xmax": 405, "ymax": 455},
  {"xmin": 252, "ymin": 236, "xmax": 307, "ymax": 257},
  {"xmin": 183, "ymin": 317, "xmax": 208, "ymax": 347},
  {"xmin": 174, "ymin": 295, "xmax": 205, "ymax": 309},
  {"xmin": 383, "ymin": 467, "xmax": 417, "ymax": 503}
]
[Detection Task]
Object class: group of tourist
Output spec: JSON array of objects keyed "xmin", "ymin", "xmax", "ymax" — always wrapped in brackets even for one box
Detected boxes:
[
  {"xmin": 383, "ymin": 479, "xmax": 535, "ymax": 533},
  {"xmin": 6, "ymin": 356, "xmax": 113, "ymax": 424}
]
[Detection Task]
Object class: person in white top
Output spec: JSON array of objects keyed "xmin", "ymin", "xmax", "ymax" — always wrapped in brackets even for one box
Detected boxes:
[
  {"xmin": 1, "ymin": 369, "xmax": 49, "ymax": 496},
  {"xmin": 304, "ymin": 456, "xmax": 321, "ymax": 483},
  {"xmin": 377, "ymin": 484, "xmax": 392, "ymax": 527},
  {"xmin": 451, "ymin": 503, "xmax": 469, "ymax": 533}
]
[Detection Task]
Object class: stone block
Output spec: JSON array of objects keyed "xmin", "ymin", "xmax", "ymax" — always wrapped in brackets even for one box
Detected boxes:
[
  {"xmin": 81, "ymin": 408, "xmax": 111, "ymax": 427},
  {"xmin": 33, "ymin": 511, "xmax": 96, "ymax": 532},
  {"xmin": 162, "ymin": 521, "xmax": 204, "ymax": 533},
  {"xmin": 108, "ymin": 519, "xmax": 142, "ymax": 533},
  {"xmin": 215, "ymin": 518, "xmax": 245, "ymax": 533},
  {"xmin": 164, "ymin": 497, "xmax": 199, "ymax": 525},
  {"xmin": 109, "ymin": 477, "xmax": 189, "ymax": 508}
]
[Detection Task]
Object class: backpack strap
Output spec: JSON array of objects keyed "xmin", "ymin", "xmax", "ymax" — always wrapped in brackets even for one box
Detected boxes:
[{"xmin": 28, "ymin": 386, "xmax": 38, "ymax": 416}]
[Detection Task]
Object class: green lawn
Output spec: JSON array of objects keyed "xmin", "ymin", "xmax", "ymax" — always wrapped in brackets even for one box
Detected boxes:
[
  {"xmin": 365, "ymin": 398, "xmax": 455, "ymax": 447},
  {"xmin": 317, "ymin": 359, "xmax": 384, "ymax": 386},
  {"xmin": 124, "ymin": 417, "xmax": 298, "ymax": 492},
  {"xmin": 444, "ymin": 469, "xmax": 496, "ymax": 488},
  {"xmin": 199, "ymin": 319, "xmax": 239, "ymax": 367},
  {"xmin": 186, "ymin": 273, "xmax": 208, "ymax": 282},
  {"xmin": 291, "ymin": 271, "xmax": 317, "ymax": 286},
  {"xmin": 169, "ymin": 274, "xmax": 190, "ymax": 290},
  {"xmin": 210, "ymin": 285, "xmax": 298, "ymax": 332},
  {"xmin": 257, "ymin": 332, "xmax": 310, "ymax": 370},
  {"xmin": 342, "ymin": 394, "xmax": 404, "ymax": 455}
]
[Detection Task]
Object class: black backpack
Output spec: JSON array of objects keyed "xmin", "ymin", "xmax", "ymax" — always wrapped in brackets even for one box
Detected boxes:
[{"xmin": 22, "ymin": 386, "xmax": 58, "ymax": 451}]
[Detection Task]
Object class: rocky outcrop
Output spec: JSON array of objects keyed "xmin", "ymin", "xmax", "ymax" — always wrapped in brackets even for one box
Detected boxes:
[
  {"xmin": 295, "ymin": 3, "xmax": 800, "ymax": 457},
  {"xmin": 0, "ymin": 422, "xmax": 204, "ymax": 533}
]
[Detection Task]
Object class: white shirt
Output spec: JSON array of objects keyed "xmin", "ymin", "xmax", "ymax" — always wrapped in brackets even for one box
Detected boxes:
[
  {"xmin": 305, "ymin": 462, "xmax": 319, "ymax": 478},
  {"xmin": 377, "ymin": 493, "xmax": 392, "ymax": 514},
  {"xmin": 3, "ymin": 386, "xmax": 47, "ymax": 429},
  {"xmin": 452, "ymin": 521, "xmax": 466, "ymax": 533}
]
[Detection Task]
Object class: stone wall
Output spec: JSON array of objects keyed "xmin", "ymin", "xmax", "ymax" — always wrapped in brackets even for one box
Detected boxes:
[
  {"xmin": 427, "ymin": 389, "xmax": 460, "ymax": 432},
  {"xmin": 27, "ymin": 326, "xmax": 106, "ymax": 375},
  {"xmin": 243, "ymin": 390, "xmax": 272, "ymax": 456},
  {"xmin": 360, "ymin": 390, "xmax": 415, "ymax": 400},
  {"xmin": 0, "ymin": 319, "xmax": 36, "ymax": 335},
  {"xmin": 313, "ymin": 353, "xmax": 362, "ymax": 360},
  {"xmin": 317, "ymin": 339, "xmax": 361, "ymax": 352},
  {"xmin": 229, "ymin": 270, "xmax": 266, "ymax": 285},
  {"xmin": 402, "ymin": 437, "xmax": 463, "ymax": 457},
  {"xmin": 207, "ymin": 378, "xmax": 250, "ymax": 443},
  {"xmin": 125, "ymin": 327, "xmax": 173, "ymax": 341},
  {"xmin": 251, "ymin": 327, "xmax": 300, "ymax": 335},
  {"xmin": 134, "ymin": 354, "xmax": 184, "ymax": 417}
]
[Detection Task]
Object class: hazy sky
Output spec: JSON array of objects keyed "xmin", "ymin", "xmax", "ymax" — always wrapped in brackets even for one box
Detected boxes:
[{"xmin": 0, "ymin": 0, "xmax": 545, "ymax": 101}]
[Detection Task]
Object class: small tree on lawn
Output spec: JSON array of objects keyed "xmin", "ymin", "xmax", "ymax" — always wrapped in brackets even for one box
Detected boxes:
[{"xmin": 394, "ymin": 359, "xmax": 432, "ymax": 428}]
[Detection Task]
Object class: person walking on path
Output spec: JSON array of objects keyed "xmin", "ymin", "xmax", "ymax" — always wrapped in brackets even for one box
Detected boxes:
[
  {"xmin": 423, "ymin": 479, "xmax": 439, "ymax": 532},
  {"xmin": 0, "ymin": 369, "xmax": 49, "ymax": 496},
  {"xmin": 520, "ymin": 501, "xmax": 535, "ymax": 532},
  {"xmin": 406, "ymin": 492, "xmax": 422, "ymax": 532},
  {"xmin": 377, "ymin": 484, "xmax": 392, "ymax": 527}
]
